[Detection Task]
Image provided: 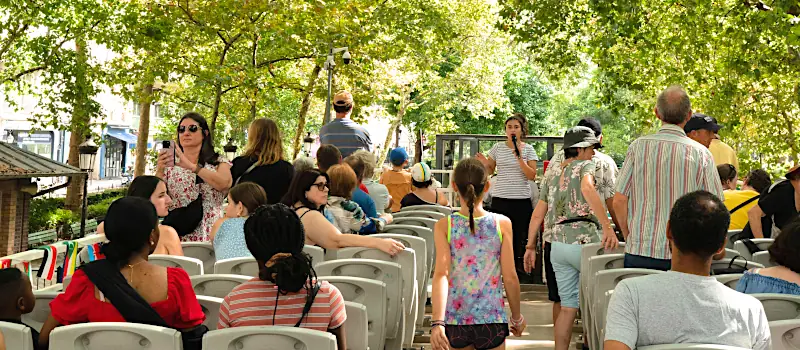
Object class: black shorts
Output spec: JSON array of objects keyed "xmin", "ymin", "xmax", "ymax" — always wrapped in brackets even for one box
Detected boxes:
[
  {"xmin": 544, "ymin": 241, "xmax": 561, "ymax": 303},
  {"xmin": 445, "ymin": 323, "xmax": 509, "ymax": 350}
]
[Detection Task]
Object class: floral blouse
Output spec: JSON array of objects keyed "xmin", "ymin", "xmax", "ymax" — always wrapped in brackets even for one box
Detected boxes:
[
  {"xmin": 164, "ymin": 156, "xmax": 230, "ymax": 242},
  {"xmin": 540, "ymin": 159, "xmax": 601, "ymax": 244}
]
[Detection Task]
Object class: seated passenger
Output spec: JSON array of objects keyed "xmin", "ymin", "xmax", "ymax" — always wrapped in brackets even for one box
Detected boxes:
[
  {"xmin": 604, "ymin": 191, "xmax": 771, "ymax": 350},
  {"xmin": 218, "ymin": 204, "xmax": 347, "ymax": 350},
  {"xmin": 737, "ymin": 218, "xmax": 800, "ymax": 295},
  {"xmin": 400, "ymin": 163, "xmax": 450, "ymax": 209},
  {"xmin": 40, "ymin": 197, "xmax": 206, "ymax": 349},
  {"xmin": 210, "ymin": 182, "xmax": 267, "ymax": 260},
  {"xmin": 343, "ymin": 154, "xmax": 392, "ymax": 233},
  {"xmin": 281, "ymin": 169, "xmax": 405, "ymax": 254},
  {"xmin": 0, "ymin": 268, "xmax": 41, "ymax": 350},
  {"xmin": 327, "ymin": 164, "xmax": 374, "ymax": 234},
  {"xmin": 721, "ymin": 167, "xmax": 771, "ymax": 230}
]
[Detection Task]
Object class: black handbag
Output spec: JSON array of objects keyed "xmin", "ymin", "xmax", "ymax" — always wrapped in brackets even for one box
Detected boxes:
[
  {"xmin": 712, "ymin": 255, "xmax": 753, "ymax": 275},
  {"xmin": 162, "ymin": 175, "xmax": 204, "ymax": 237}
]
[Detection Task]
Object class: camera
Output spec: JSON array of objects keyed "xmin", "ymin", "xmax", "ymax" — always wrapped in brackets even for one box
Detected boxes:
[{"xmin": 342, "ymin": 51, "xmax": 351, "ymax": 65}]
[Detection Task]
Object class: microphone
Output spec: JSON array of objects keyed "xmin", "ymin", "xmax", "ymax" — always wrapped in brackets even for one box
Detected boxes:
[{"xmin": 511, "ymin": 134, "xmax": 521, "ymax": 158}]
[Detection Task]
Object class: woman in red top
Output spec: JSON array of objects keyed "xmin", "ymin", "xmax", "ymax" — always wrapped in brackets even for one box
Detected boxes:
[{"xmin": 39, "ymin": 197, "xmax": 205, "ymax": 349}]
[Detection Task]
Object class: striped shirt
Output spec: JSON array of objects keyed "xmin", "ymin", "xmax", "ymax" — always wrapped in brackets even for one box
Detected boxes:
[
  {"xmin": 319, "ymin": 118, "xmax": 372, "ymax": 157},
  {"xmin": 616, "ymin": 124, "xmax": 724, "ymax": 259},
  {"xmin": 218, "ymin": 278, "xmax": 347, "ymax": 331},
  {"xmin": 487, "ymin": 142, "xmax": 538, "ymax": 199}
]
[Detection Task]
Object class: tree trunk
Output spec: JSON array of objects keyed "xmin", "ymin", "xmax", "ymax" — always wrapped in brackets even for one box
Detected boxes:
[
  {"xmin": 210, "ymin": 83, "xmax": 222, "ymax": 133},
  {"xmin": 292, "ymin": 64, "xmax": 322, "ymax": 159},
  {"xmin": 134, "ymin": 83, "xmax": 153, "ymax": 177},
  {"xmin": 414, "ymin": 128, "xmax": 423, "ymax": 163},
  {"xmin": 65, "ymin": 35, "xmax": 90, "ymax": 213}
]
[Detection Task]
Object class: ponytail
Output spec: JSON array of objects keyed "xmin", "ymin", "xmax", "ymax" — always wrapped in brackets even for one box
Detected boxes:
[
  {"xmin": 453, "ymin": 158, "xmax": 488, "ymax": 235},
  {"xmin": 465, "ymin": 184, "xmax": 476, "ymax": 234}
]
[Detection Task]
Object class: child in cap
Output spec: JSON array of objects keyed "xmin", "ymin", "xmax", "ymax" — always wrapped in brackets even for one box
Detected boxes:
[
  {"xmin": 0, "ymin": 267, "xmax": 41, "ymax": 350},
  {"xmin": 401, "ymin": 162, "xmax": 450, "ymax": 209},
  {"xmin": 380, "ymin": 147, "xmax": 413, "ymax": 212}
]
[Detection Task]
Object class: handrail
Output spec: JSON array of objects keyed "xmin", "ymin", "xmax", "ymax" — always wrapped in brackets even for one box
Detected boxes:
[{"xmin": 1, "ymin": 234, "xmax": 107, "ymax": 264}]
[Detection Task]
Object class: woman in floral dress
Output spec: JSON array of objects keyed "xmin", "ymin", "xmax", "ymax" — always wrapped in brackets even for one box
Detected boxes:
[
  {"xmin": 156, "ymin": 112, "xmax": 232, "ymax": 242},
  {"xmin": 523, "ymin": 126, "xmax": 618, "ymax": 350}
]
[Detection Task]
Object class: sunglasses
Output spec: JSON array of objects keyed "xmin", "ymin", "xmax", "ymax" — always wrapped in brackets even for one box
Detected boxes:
[
  {"xmin": 178, "ymin": 125, "xmax": 200, "ymax": 134},
  {"xmin": 311, "ymin": 182, "xmax": 328, "ymax": 191}
]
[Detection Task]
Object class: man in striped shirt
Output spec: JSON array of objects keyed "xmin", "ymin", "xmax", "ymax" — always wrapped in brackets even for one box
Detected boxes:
[
  {"xmin": 319, "ymin": 90, "xmax": 372, "ymax": 158},
  {"xmin": 614, "ymin": 86, "xmax": 724, "ymax": 270}
]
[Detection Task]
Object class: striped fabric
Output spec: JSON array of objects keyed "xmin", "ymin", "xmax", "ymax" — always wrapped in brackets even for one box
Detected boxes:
[
  {"xmin": 37, "ymin": 245, "xmax": 58, "ymax": 280},
  {"xmin": 0, "ymin": 259, "xmax": 10, "ymax": 269},
  {"xmin": 616, "ymin": 124, "xmax": 724, "ymax": 259},
  {"xmin": 62, "ymin": 241, "xmax": 78, "ymax": 277},
  {"xmin": 218, "ymin": 278, "xmax": 347, "ymax": 331},
  {"xmin": 487, "ymin": 142, "xmax": 538, "ymax": 200},
  {"xmin": 319, "ymin": 118, "xmax": 372, "ymax": 158}
]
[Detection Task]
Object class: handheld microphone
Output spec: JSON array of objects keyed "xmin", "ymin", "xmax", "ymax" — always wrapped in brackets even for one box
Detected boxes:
[{"xmin": 511, "ymin": 134, "xmax": 521, "ymax": 158}]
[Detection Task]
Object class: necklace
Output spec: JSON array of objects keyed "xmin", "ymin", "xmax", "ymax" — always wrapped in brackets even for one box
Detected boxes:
[{"xmin": 124, "ymin": 260, "xmax": 147, "ymax": 285}]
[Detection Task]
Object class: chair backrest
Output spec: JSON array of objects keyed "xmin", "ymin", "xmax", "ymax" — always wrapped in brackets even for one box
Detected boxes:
[
  {"xmin": 344, "ymin": 301, "xmax": 369, "ymax": 350},
  {"xmin": 181, "ymin": 242, "xmax": 216, "ymax": 274},
  {"xmin": 303, "ymin": 245, "xmax": 325, "ymax": 268},
  {"xmin": 322, "ymin": 276, "xmax": 388, "ymax": 350},
  {"xmin": 371, "ymin": 234, "xmax": 428, "ymax": 289},
  {"xmin": 733, "ymin": 239, "xmax": 774, "ymax": 260},
  {"xmin": 752, "ymin": 251, "xmax": 775, "ymax": 268},
  {"xmin": 191, "ymin": 274, "xmax": 251, "ymax": 299},
  {"xmin": 22, "ymin": 291, "xmax": 60, "ymax": 332},
  {"xmin": 49, "ymin": 322, "xmax": 182, "ymax": 350},
  {"xmin": 202, "ymin": 326, "xmax": 337, "ymax": 350},
  {"xmin": 316, "ymin": 259, "xmax": 403, "ymax": 338},
  {"xmin": 726, "ymin": 230, "xmax": 743, "ymax": 248},
  {"xmin": 336, "ymin": 247, "xmax": 417, "ymax": 315},
  {"xmin": 197, "ymin": 295, "xmax": 223, "ymax": 330},
  {"xmin": 753, "ymin": 294, "xmax": 800, "ymax": 321},
  {"xmin": 769, "ymin": 319, "xmax": 800, "ymax": 350},
  {"xmin": 148, "ymin": 254, "xmax": 204, "ymax": 276},
  {"xmin": 580, "ymin": 242, "xmax": 626, "ymax": 350},
  {"xmin": 0, "ymin": 321, "xmax": 34, "ymax": 350},
  {"xmin": 214, "ymin": 257, "xmax": 260, "ymax": 276},
  {"xmin": 714, "ymin": 274, "xmax": 744, "ymax": 290},
  {"xmin": 391, "ymin": 217, "xmax": 438, "ymax": 230},
  {"xmin": 400, "ymin": 204, "xmax": 452, "ymax": 215},
  {"xmin": 594, "ymin": 268, "xmax": 663, "ymax": 313},
  {"xmin": 383, "ymin": 224, "xmax": 435, "ymax": 274},
  {"xmin": 723, "ymin": 248, "xmax": 741, "ymax": 260},
  {"xmin": 638, "ymin": 344, "xmax": 753, "ymax": 350},
  {"xmin": 710, "ymin": 258, "xmax": 765, "ymax": 272},
  {"xmin": 588, "ymin": 254, "xmax": 625, "ymax": 274},
  {"xmin": 392, "ymin": 210, "xmax": 446, "ymax": 220}
]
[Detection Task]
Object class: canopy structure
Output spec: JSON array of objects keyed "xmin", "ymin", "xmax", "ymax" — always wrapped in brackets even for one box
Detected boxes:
[{"xmin": 0, "ymin": 142, "xmax": 83, "ymax": 179}]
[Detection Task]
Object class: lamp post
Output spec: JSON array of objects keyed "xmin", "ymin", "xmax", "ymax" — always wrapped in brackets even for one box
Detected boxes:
[
  {"xmin": 323, "ymin": 45, "xmax": 352, "ymax": 125},
  {"xmin": 223, "ymin": 138, "xmax": 238, "ymax": 161},
  {"xmin": 303, "ymin": 132, "xmax": 314, "ymax": 157},
  {"xmin": 78, "ymin": 137, "xmax": 98, "ymax": 237}
]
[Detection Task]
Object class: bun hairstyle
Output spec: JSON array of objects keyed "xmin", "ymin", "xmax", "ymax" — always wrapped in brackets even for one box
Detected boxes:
[
  {"xmin": 102, "ymin": 197, "xmax": 159, "ymax": 267},
  {"xmin": 244, "ymin": 204, "xmax": 316, "ymax": 294},
  {"xmin": 505, "ymin": 112, "xmax": 529, "ymax": 138},
  {"xmin": 453, "ymin": 158, "xmax": 488, "ymax": 233}
]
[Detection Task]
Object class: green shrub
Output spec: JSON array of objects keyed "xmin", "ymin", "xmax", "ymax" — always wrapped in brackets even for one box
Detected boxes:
[
  {"xmin": 29, "ymin": 188, "xmax": 127, "ymax": 232},
  {"xmin": 47, "ymin": 208, "xmax": 78, "ymax": 229}
]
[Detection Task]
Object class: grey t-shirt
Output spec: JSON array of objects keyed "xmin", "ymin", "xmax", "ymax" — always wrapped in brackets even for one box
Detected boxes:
[{"xmin": 605, "ymin": 271, "xmax": 771, "ymax": 350}]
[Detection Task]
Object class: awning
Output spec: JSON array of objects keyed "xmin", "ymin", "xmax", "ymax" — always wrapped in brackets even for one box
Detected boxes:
[{"xmin": 105, "ymin": 128, "xmax": 137, "ymax": 145}]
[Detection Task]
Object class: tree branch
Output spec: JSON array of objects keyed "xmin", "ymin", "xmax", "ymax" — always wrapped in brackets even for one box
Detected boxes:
[
  {"xmin": 4, "ymin": 65, "xmax": 46, "ymax": 83},
  {"xmin": 221, "ymin": 84, "xmax": 240, "ymax": 94},
  {"xmin": 157, "ymin": 90, "xmax": 213, "ymax": 109},
  {"xmin": 177, "ymin": 0, "xmax": 204, "ymax": 27},
  {"xmin": 255, "ymin": 54, "xmax": 314, "ymax": 69},
  {"xmin": 0, "ymin": 23, "xmax": 29, "ymax": 61}
]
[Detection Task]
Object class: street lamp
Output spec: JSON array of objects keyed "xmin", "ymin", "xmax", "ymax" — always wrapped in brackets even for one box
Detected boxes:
[
  {"xmin": 303, "ymin": 132, "xmax": 314, "ymax": 157},
  {"xmin": 323, "ymin": 46, "xmax": 352, "ymax": 125},
  {"xmin": 223, "ymin": 138, "xmax": 238, "ymax": 161},
  {"xmin": 78, "ymin": 137, "xmax": 98, "ymax": 237}
]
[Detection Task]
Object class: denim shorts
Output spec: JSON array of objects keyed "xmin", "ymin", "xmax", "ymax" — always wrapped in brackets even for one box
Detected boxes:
[{"xmin": 549, "ymin": 242, "xmax": 583, "ymax": 309}]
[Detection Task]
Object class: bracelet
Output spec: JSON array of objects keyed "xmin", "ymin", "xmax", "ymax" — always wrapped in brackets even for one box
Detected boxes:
[
  {"xmin": 510, "ymin": 315, "xmax": 525, "ymax": 326},
  {"xmin": 525, "ymin": 245, "xmax": 536, "ymax": 250},
  {"xmin": 193, "ymin": 164, "xmax": 202, "ymax": 174},
  {"xmin": 431, "ymin": 321, "xmax": 446, "ymax": 328}
]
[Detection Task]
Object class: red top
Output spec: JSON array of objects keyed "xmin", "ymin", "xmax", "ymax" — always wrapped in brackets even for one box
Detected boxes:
[
  {"xmin": 50, "ymin": 268, "xmax": 205, "ymax": 328},
  {"xmin": 359, "ymin": 183, "xmax": 369, "ymax": 194}
]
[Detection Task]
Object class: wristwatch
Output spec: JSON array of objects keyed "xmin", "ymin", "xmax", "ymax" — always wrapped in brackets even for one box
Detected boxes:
[{"xmin": 193, "ymin": 164, "xmax": 202, "ymax": 174}]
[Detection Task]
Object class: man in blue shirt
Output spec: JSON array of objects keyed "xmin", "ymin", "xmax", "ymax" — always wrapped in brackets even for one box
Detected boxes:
[{"xmin": 320, "ymin": 90, "xmax": 372, "ymax": 158}]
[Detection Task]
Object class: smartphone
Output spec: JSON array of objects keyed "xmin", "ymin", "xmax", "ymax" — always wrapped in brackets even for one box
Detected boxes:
[{"xmin": 161, "ymin": 140, "xmax": 176, "ymax": 167}]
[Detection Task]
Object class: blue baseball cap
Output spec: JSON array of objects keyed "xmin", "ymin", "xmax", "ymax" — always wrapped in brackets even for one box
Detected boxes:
[{"xmin": 389, "ymin": 148, "xmax": 409, "ymax": 166}]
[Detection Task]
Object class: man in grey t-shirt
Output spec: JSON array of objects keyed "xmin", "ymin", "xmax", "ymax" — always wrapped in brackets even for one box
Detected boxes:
[{"xmin": 604, "ymin": 191, "xmax": 770, "ymax": 350}]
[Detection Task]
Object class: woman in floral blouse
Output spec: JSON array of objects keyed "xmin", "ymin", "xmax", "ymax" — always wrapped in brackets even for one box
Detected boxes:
[
  {"xmin": 156, "ymin": 112, "xmax": 232, "ymax": 242},
  {"xmin": 523, "ymin": 126, "xmax": 618, "ymax": 350}
]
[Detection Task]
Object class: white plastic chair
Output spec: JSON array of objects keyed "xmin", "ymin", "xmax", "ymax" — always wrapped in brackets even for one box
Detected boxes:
[
  {"xmin": 0, "ymin": 321, "xmax": 34, "ymax": 350},
  {"xmin": 22, "ymin": 291, "xmax": 60, "ymax": 332},
  {"xmin": 181, "ymin": 242, "xmax": 216, "ymax": 274},
  {"xmin": 197, "ymin": 295, "xmax": 223, "ymax": 330},
  {"xmin": 769, "ymin": 319, "xmax": 800, "ymax": 350},
  {"xmin": 592, "ymin": 268, "xmax": 663, "ymax": 350},
  {"xmin": 392, "ymin": 210, "xmax": 446, "ymax": 220},
  {"xmin": 723, "ymin": 248, "xmax": 741, "ymax": 259},
  {"xmin": 323, "ymin": 276, "xmax": 388, "ymax": 350},
  {"xmin": 733, "ymin": 238, "xmax": 774, "ymax": 260},
  {"xmin": 316, "ymin": 259, "xmax": 403, "ymax": 341},
  {"xmin": 214, "ymin": 257, "xmax": 259, "ymax": 276},
  {"xmin": 344, "ymin": 301, "xmax": 370, "ymax": 350},
  {"xmin": 753, "ymin": 294, "xmax": 800, "ymax": 321},
  {"xmin": 202, "ymin": 326, "xmax": 337, "ymax": 350},
  {"xmin": 383, "ymin": 224, "xmax": 435, "ymax": 278},
  {"xmin": 714, "ymin": 274, "xmax": 744, "ymax": 290},
  {"xmin": 49, "ymin": 322, "xmax": 182, "ymax": 350},
  {"xmin": 303, "ymin": 245, "xmax": 325, "ymax": 268},
  {"xmin": 579, "ymin": 242, "xmax": 625, "ymax": 350},
  {"xmin": 638, "ymin": 345, "xmax": 753, "ymax": 350},
  {"xmin": 726, "ymin": 230, "xmax": 743, "ymax": 248},
  {"xmin": 391, "ymin": 217, "xmax": 438, "ymax": 230},
  {"xmin": 148, "ymin": 254, "xmax": 204, "ymax": 276},
  {"xmin": 711, "ymin": 258, "xmax": 764, "ymax": 272},
  {"xmin": 191, "ymin": 274, "xmax": 251, "ymax": 298},
  {"xmin": 371, "ymin": 234, "xmax": 429, "ymax": 328},
  {"xmin": 752, "ymin": 251, "xmax": 775, "ymax": 267},
  {"xmin": 400, "ymin": 204, "xmax": 452, "ymax": 215}
]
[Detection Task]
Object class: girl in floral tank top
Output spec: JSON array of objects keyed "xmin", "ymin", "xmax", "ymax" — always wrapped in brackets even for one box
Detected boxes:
[{"xmin": 430, "ymin": 158, "xmax": 525, "ymax": 350}]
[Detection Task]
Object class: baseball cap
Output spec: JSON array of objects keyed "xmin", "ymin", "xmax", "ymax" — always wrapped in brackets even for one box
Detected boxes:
[
  {"xmin": 411, "ymin": 163, "xmax": 432, "ymax": 182},
  {"xmin": 562, "ymin": 126, "xmax": 602, "ymax": 149},
  {"xmin": 389, "ymin": 147, "xmax": 409, "ymax": 166},
  {"xmin": 333, "ymin": 90, "xmax": 353, "ymax": 107},
  {"xmin": 577, "ymin": 117, "xmax": 602, "ymax": 137},
  {"xmin": 684, "ymin": 113, "xmax": 721, "ymax": 133},
  {"xmin": 786, "ymin": 164, "xmax": 800, "ymax": 180}
]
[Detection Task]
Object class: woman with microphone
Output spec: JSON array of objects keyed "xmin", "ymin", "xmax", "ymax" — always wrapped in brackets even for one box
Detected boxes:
[{"xmin": 476, "ymin": 113, "xmax": 539, "ymax": 281}]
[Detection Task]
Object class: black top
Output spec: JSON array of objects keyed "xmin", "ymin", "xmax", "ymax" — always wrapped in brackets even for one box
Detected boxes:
[
  {"xmin": 400, "ymin": 192, "xmax": 439, "ymax": 209},
  {"xmin": 758, "ymin": 179, "xmax": 799, "ymax": 230},
  {"xmin": 0, "ymin": 318, "xmax": 42, "ymax": 350},
  {"xmin": 230, "ymin": 156, "xmax": 294, "ymax": 204}
]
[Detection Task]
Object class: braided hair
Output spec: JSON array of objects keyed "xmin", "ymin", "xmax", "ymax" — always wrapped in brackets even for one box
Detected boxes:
[
  {"xmin": 453, "ymin": 158, "xmax": 488, "ymax": 234},
  {"xmin": 244, "ymin": 204, "xmax": 317, "ymax": 294}
]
